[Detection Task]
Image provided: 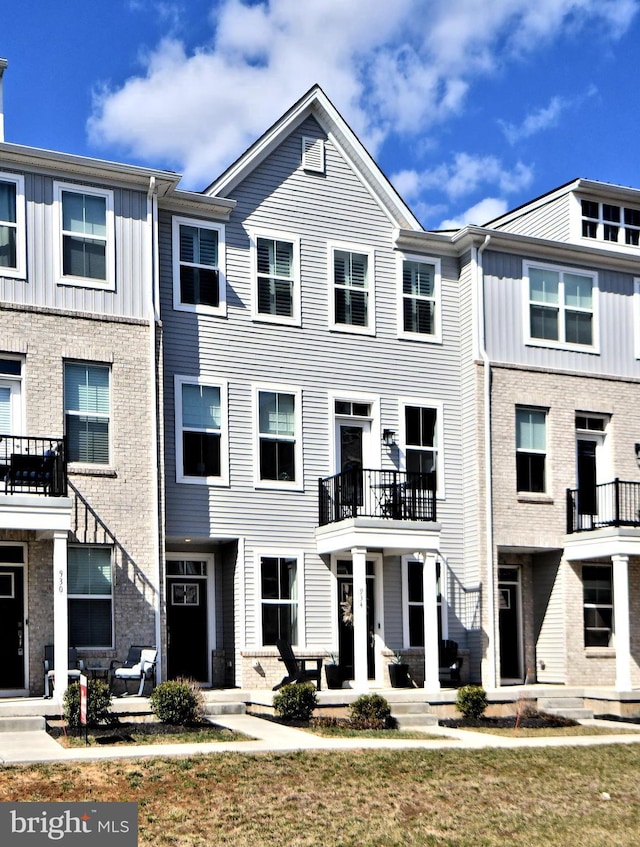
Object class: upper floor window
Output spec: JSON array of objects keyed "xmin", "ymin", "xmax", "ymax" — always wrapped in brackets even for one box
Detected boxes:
[
  {"xmin": 330, "ymin": 245, "xmax": 374, "ymax": 333},
  {"xmin": 252, "ymin": 233, "xmax": 299, "ymax": 324},
  {"xmin": 524, "ymin": 262, "xmax": 597, "ymax": 351},
  {"xmin": 581, "ymin": 199, "xmax": 640, "ymax": 247},
  {"xmin": 172, "ymin": 217, "xmax": 226, "ymax": 314},
  {"xmin": 64, "ymin": 362, "xmax": 110, "ymax": 465},
  {"xmin": 515, "ymin": 406, "xmax": 546, "ymax": 493},
  {"xmin": 0, "ymin": 174, "xmax": 26, "ymax": 278},
  {"xmin": 403, "ymin": 402, "xmax": 443, "ymax": 495},
  {"xmin": 54, "ymin": 183, "xmax": 114, "ymax": 289},
  {"xmin": 399, "ymin": 257, "xmax": 441, "ymax": 341},
  {"xmin": 175, "ymin": 376, "xmax": 228, "ymax": 485},
  {"xmin": 256, "ymin": 388, "xmax": 301, "ymax": 486}
]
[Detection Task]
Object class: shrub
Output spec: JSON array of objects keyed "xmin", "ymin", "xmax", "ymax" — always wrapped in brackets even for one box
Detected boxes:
[
  {"xmin": 63, "ymin": 679, "xmax": 113, "ymax": 729},
  {"xmin": 456, "ymin": 685, "xmax": 488, "ymax": 720},
  {"xmin": 150, "ymin": 679, "xmax": 203, "ymax": 725},
  {"xmin": 349, "ymin": 694, "xmax": 393, "ymax": 730},
  {"xmin": 273, "ymin": 683, "xmax": 317, "ymax": 722}
]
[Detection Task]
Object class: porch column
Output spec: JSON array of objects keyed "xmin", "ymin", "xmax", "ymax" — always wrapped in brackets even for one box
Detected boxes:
[
  {"xmin": 422, "ymin": 552, "xmax": 440, "ymax": 691},
  {"xmin": 612, "ymin": 554, "xmax": 631, "ymax": 691},
  {"xmin": 351, "ymin": 547, "xmax": 368, "ymax": 691},
  {"xmin": 52, "ymin": 530, "xmax": 69, "ymax": 705}
]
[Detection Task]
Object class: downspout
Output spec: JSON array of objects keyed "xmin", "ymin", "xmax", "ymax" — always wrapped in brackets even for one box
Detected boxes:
[
  {"xmin": 0, "ymin": 58, "xmax": 7, "ymax": 142},
  {"xmin": 147, "ymin": 176, "xmax": 163, "ymax": 683},
  {"xmin": 476, "ymin": 234, "xmax": 497, "ymax": 688}
]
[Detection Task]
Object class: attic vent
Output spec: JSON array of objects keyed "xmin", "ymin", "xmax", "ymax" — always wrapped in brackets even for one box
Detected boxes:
[{"xmin": 302, "ymin": 136, "xmax": 325, "ymax": 174}]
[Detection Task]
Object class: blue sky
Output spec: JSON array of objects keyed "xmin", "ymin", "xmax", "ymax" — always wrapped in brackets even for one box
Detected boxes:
[{"xmin": 2, "ymin": 0, "xmax": 640, "ymax": 229}]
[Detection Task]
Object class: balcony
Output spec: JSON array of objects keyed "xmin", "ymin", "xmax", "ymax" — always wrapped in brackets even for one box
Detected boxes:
[
  {"xmin": 0, "ymin": 435, "xmax": 68, "ymax": 497},
  {"xmin": 319, "ymin": 468, "xmax": 436, "ymax": 526},
  {"xmin": 566, "ymin": 479, "xmax": 640, "ymax": 534}
]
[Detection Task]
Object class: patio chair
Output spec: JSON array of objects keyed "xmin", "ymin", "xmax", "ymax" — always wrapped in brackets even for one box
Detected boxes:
[
  {"xmin": 439, "ymin": 639, "xmax": 463, "ymax": 685},
  {"xmin": 273, "ymin": 639, "xmax": 323, "ymax": 690},
  {"xmin": 109, "ymin": 646, "xmax": 157, "ymax": 696},
  {"xmin": 43, "ymin": 645, "xmax": 84, "ymax": 698}
]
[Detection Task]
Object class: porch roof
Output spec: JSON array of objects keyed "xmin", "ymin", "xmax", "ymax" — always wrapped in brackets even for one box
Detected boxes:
[{"xmin": 315, "ymin": 516, "xmax": 441, "ymax": 555}]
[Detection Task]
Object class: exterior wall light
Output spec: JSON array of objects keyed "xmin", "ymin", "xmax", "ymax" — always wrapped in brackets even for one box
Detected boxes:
[{"xmin": 382, "ymin": 428, "xmax": 396, "ymax": 447}]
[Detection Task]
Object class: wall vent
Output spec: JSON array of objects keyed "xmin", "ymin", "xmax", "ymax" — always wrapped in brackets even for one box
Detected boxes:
[{"xmin": 301, "ymin": 136, "xmax": 325, "ymax": 174}]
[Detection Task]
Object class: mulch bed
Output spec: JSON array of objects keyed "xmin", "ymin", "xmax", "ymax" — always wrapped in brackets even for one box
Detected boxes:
[
  {"xmin": 440, "ymin": 712, "xmax": 578, "ymax": 730},
  {"xmin": 596, "ymin": 714, "xmax": 640, "ymax": 725}
]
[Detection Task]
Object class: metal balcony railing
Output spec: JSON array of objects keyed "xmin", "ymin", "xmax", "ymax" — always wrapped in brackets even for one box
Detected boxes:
[
  {"xmin": 0, "ymin": 435, "xmax": 67, "ymax": 497},
  {"xmin": 566, "ymin": 479, "xmax": 640, "ymax": 533},
  {"xmin": 318, "ymin": 468, "xmax": 436, "ymax": 526}
]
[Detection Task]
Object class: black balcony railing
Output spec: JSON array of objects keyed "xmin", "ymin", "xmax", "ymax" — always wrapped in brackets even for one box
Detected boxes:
[
  {"xmin": 566, "ymin": 479, "xmax": 640, "ymax": 533},
  {"xmin": 318, "ymin": 468, "xmax": 436, "ymax": 526},
  {"xmin": 0, "ymin": 435, "xmax": 67, "ymax": 497}
]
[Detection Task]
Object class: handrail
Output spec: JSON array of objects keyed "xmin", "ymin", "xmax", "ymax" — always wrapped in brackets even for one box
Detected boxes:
[
  {"xmin": 0, "ymin": 434, "xmax": 67, "ymax": 496},
  {"xmin": 566, "ymin": 479, "xmax": 640, "ymax": 533}
]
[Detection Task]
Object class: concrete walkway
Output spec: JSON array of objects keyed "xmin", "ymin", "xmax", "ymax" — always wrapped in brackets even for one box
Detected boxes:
[{"xmin": 1, "ymin": 714, "xmax": 640, "ymax": 765}]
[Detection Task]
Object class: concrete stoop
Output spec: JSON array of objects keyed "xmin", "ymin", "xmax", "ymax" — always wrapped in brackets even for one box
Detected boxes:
[
  {"xmin": 538, "ymin": 697, "xmax": 594, "ymax": 720},
  {"xmin": 201, "ymin": 691, "xmax": 246, "ymax": 716},
  {"xmin": 388, "ymin": 701, "xmax": 439, "ymax": 729},
  {"xmin": 0, "ymin": 716, "xmax": 46, "ymax": 732}
]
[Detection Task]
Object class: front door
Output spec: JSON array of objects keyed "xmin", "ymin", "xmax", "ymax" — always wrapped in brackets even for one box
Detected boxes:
[
  {"xmin": 0, "ymin": 546, "xmax": 26, "ymax": 690},
  {"xmin": 337, "ymin": 560, "xmax": 375, "ymax": 680},
  {"xmin": 577, "ymin": 439, "xmax": 598, "ymax": 521},
  {"xmin": 498, "ymin": 566, "xmax": 522, "ymax": 682},
  {"xmin": 166, "ymin": 557, "xmax": 211, "ymax": 682}
]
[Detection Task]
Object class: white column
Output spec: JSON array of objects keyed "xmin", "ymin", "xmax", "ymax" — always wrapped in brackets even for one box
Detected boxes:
[
  {"xmin": 52, "ymin": 530, "xmax": 69, "ymax": 705},
  {"xmin": 351, "ymin": 547, "xmax": 368, "ymax": 691},
  {"xmin": 612, "ymin": 554, "xmax": 631, "ymax": 691},
  {"xmin": 422, "ymin": 552, "xmax": 440, "ymax": 691}
]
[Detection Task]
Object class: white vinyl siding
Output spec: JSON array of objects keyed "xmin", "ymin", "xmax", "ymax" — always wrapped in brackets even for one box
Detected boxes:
[
  {"xmin": 251, "ymin": 231, "xmax": 300, "ymax": 325},
  {"xmin": 329, "ymin": 243, "xmax": 375, "ymax": 334},
  {"xmin": 175, "ymin": 375, "xmax": 228, "ymax": 485},
  {"xmin": 64, "ymin": 362, "xmax": 110, "ymax": 465},
  {"xmin": 68, "ymin": 546, "xmax": 113, "ymax": 648},
  {"xmin": 54, "ymin": 183, "xmax": 115, "ymax": 289},
  {"xmin": 398, "ymin": 255, "xmax": 441, "ymax": 342},
  {"xmin": 173, "ymin": 217, "xmax": 226, "ymax": 315},
  {"xmin": 0, "ymin": 174, "xmax": 26, "ymax": 278}
]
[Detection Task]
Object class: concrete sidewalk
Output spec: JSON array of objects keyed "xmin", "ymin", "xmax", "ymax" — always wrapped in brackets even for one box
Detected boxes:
[{"xmin": 1, "ymin": 714, "xmax": 640, "ymax": 765}]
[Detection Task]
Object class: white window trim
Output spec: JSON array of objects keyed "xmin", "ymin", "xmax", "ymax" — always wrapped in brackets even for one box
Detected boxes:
[
  {"xmin": 327, "ymin": 390, "xmax": 381, "ymax": 475},
  {"xmin": 67, "ymin": 544, "xmax": 115, "ymax": 650},
  {"xmin": 253, "ymin": 383, "xmax": 303, "ymax": 491},
  {"xmin": 328, "ymin": 241, "xmax": 376, "ymax": 336},
  {"xmin": 397, "ymin": 252, "xmax": 442, "ymax": 343},
  {"xmin": 515, "ymin": 405, "xmax": 548, "ymax": 495},
  {"xmin": 634, "ymin": 278, "xmax": 640, "ymax": 360},
  {"xmin": 248, "ymin": 228, "xmax": 301, "ymax": 326},
  {"xmin": 172, "ymin": 216, "xmax": 227, "ymax": 316},
  {"xmin": 0, "ymin": 355, "xmax": 25, "ymax": 435},
  {"xmin": 174, "ymin": 374, "xmax": 229, "ymax": 486},
  {"xmin": 0, "ymin": 173, "xmax": 26, "ymax": 280},
  {"xmin": 401, "ymin": 555, "xmax": 446, "ymax": 649},
  {"xmin": 255, "ymin": 550, "xmax": 305, "ymax": 647},
  {"xmin": 398, "ymin": 398, "xmax": 445, "ymax": 499},
  {"xmin": 165, "ymin": 552, "xmax": 216, "ymax": 662},
  {"xmin": 573, "ymin": 193, "xmax": 640, "ymax": 252},
  {"xmin": 64, "ymin": 361, "xmax": 112, "ymax": 469},
  {"xmin": 53, "ymin": 182, "xmax": 115, "ymax": 290},
  {"xmin": 523, "ymin": 259, "xmax": 599, "ymax": 354}
]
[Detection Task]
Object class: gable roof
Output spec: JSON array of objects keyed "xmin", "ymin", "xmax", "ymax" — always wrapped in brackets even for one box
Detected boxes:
[{"xmin": 204, "ymin": 85, "xmax": 423, "ymax": 232}]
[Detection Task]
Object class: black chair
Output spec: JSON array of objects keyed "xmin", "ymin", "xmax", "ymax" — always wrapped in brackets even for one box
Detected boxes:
[
  {"xmin": 43, "ymin": 645, "xmax": 84, "ymax": 698},
  {"xmin": 439, "ymin": 639, "xmax": 463, "ymax": 685},
  {"xmin": 273, "ymin": 639, "xmax": 322, "ymax": 690}
]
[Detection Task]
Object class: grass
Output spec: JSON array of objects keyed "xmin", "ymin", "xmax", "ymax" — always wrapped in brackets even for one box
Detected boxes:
[
  {"xmin": 47, "ymin": 720, "xmax": 250, "ymax": 747},
  {"xmin": 306, "ymin": 724, "xmax": 440, "ymax": 740},
  {"xmin": 463, "ymin": 724, "xmax": 640, "ymax": 737},
  {"xmin": 2, "ymin": 745, "xmax": 640, "ymax": 845}
]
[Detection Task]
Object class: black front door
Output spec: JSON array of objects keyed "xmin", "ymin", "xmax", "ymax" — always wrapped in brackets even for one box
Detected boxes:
[
  {"xmin": 0, "ymin": 563, "xmax": 25, "ymax": 689},
  {"xmin": 577, "ymin": 439, "xmax": 598, "ymax": 518},
  {"xmin": 337, "ymin": 561, "xmax": 375, "ymax": 680},
  {"xmin": 166, "ymin": 577, "xmax": 208, "ymax": 681},
  {"xmin": 498, "ymin": 567, "xmax": 522, "ymax": 681}
]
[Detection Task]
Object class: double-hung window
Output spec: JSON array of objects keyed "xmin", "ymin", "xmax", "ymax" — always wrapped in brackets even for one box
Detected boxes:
[
  {"xmin": 404, "ymin": 404, "xmax": 441, "ymax": 494},
  {"xmin": 331, "ymin": 246, "xmax": 374, "ymax": 332},
  {"xmin": 54, "ymin": 183, "xmax": 114, "ymax": 288},
  {"xmin": 173, "ymin": 217, "xmax": 225, "ymax": 314},
  {"xmin": 0, "ymin": 174, "xmax": 25, "ymax": 278},
  {"xmin": 402, "ymin": 557, "xmax": 442, "ymax": 648},
  {"xmin": 175, "ymin": 376, "xmax": 227, "ymax": 484},
  {"xmin": 583, "ymin": 565, "xmax": 613, "ymax": 647},
  {"xmin": 68, "ymin": 546, "xmax": 113, "ymax": 648},
  {"xmin": 256, "ymin": 388, "xmax": 300, "ymax": 485},
  {"xmin": 64, "ymin": 362, "xmax": 110, "ymax": 465},
  {"xmin": 260, "ymin": 555, "xmax": 298, "ymax": 645},
  {"xmin": 515, "ymin": 407, "xmax": 546, "ymax": 493},
  {"xmin": 253, "ymin": 234, "xmax": 299, "ymax": 323},
  {"xmin": 400, "ymin": 257, "xmax": 440, "ymax": 341},
  {"xmin": 525, "ymin": 262, "xmax": 597, "ymax": 350}
]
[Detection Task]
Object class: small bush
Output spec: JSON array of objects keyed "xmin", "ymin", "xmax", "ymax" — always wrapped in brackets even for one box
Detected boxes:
[
  {"xmin": 150, "ymin": 679, "xmax": 203, "ymax": 725},
  {"xmin": 349, "ymin": 694, "xmax": 393, "ymax": 730},
  {"xmin": 273, "ymin": 683, "xmax": 317, "ymax": 722},
  {"xmin": 63, "ymin": 679, "xmax": 113, "ymax": 729},
  {"xmin": 456, "ymin": 685, "xmax": 488, "ymax": 720}
]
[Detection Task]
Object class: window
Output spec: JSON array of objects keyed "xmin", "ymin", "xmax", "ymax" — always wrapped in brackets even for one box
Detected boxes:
[
  {"xmin": 400, "ymin": 257, "xmax": 440, "ymax": 340},
  {"xmin": 253, "ymin": 234, "xmax": 299, "ymax": 323},
  {"xmin": 331, "ymin": 246, "xmax": 374, "ymax": 332},
  {"xmin": 175, "ymin": 376, "xmax": 227, "ymax": 484},
  {"xmin": 257, "ymin": 388, "xmax": 300, "ymax": 484},
  {"xmin": 583, "ymin": 565, "xmax": 613, "ymax": 647},
  {"xmin": 515, "ymin": 407, "xmax": 546, "ymax": 493},
  {"xmin": 525, "ymin": 262, "xmax": 596, "ymax": 349},
  {"xmin": 54, "ymin": 183, "xmax": 114, "ymax": 288},
  {"xmin": 403, "ymin": 557, "xmax": 442, "ymax": 648},
  {"xmin": 68, "ymin": 546, "xmax": 113, "ymax": 648},
  {"xmin": 404, "ymin": 405, "xmax": 439, "ymax": 493},
  {"xmin": 0, "ymin": 175, "xmax": 25, "ymax": 277},
  {"xmin": 0, "ymin": 357, "xmax": 22, "ymax": 435},
  {"xmin": 581, "ymin": 198, "xmax": 640, "ymax": 247},
  {"xmin": 64, "ymin": 363, "xmax": 110, "ymax": 465},
  {"xmin": 172, "ymin": 217, "xmax": 225, "ymax": 313},
  {"xmin": 260, "ymin": 556, "xmax": 298, "ymax": 645}
]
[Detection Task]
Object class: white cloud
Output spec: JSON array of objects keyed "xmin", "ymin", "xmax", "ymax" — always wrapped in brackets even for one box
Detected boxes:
[
  {"xmin": 88, "ymin": 0, "xmax": 639, "ymax": 187},
  {"xmin": 438, "ymin": 197, "xmax": 509, "ymax": 229},
  {"xmin": 500, "ymin": 87, "xmax": 599, "ymax": 144}
]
